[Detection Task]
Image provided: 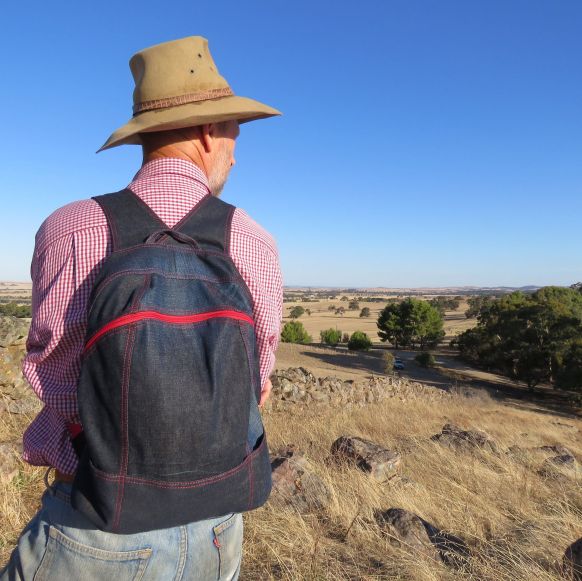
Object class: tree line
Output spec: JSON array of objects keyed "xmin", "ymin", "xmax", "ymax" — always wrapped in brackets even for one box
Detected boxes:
[{"xmin": 452, "ymin": 286, "xmax": 582, "ymax": 391}]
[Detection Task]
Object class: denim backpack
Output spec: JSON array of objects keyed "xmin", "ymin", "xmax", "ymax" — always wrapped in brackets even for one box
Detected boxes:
[{"xmin": 70, "ymin": 189, "xmax": 272, "ymax": 534}]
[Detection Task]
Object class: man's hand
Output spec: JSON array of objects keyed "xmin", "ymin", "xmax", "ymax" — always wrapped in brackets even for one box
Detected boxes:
[{"xmin": 259, "ymin": 378, "xmax": 272, "ymax": 407}]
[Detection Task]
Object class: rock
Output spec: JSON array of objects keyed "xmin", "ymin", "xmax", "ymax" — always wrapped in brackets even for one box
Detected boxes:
[
  {"xmin": 539, "ymin": 453, "xmax": 578, "ymax": 480},
  {"xmin": 548, "ymin": 454, "xmax": 576, "ymax": 468},
  {"xmin": 1, "ymin": 398, "xmax": 41, "ymax": 415},
  {"xmin": 269, "ymin": 446, "xmax": 331, "ymax": 512},
  {"xmin": 330, "ymin": 436, "xmax": 401, "ymax": 481},
  {"xmin": 0, "ymin": 316, "xmax": 30, "ymax": 348},
  {"xmin": 539, "ymin": 444, "xmax": 575, "ymax": 458},
  {"xmin": 563, "ymin": 538, "xmax": 582, "ymax": 581},
  {"xmin": 375, "ymin": 508, "xmax": 470, "ymax": 569},
  {"xmin": 0, "ymin": 442, "xmax": 22, "ymax": 483},
  {"xmin": 376, "ymin": 508, "xmax": 437, "ymax": 560},
  {"xmin": 431, "ymin": 423, "xmax": 498, "ymax": 453}
]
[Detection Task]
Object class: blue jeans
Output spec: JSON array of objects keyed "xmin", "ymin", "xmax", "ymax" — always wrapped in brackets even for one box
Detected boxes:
[{"xmin": 0, "ymin": 476, "xmax": 243, "ymax": 580}]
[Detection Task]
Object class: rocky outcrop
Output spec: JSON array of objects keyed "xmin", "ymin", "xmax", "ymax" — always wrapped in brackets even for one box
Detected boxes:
[
  {"xmin": 0, "ymin": 321, "xmax": 40, "ymax": 417},
  {"xmin": 431, "ymin": 423, "xmax": 498, "ymax": 453},
  {"xmin": 270, "ymin": 446, "xmax": 331, "ymax": 512},
  {"xmin": 330, "ymin": 436, "xmax": 401, "ymax": 481},
  {"xmin": 0, "ymin": 316, "xmax": 30, "ymax": 348},
  {"xmin": 265, "ymin": 367, "xmax": 451, "ymax": 413},
  {"xmin": 375, "ymin": 508, "xmax": 470, "ymax": 569}
]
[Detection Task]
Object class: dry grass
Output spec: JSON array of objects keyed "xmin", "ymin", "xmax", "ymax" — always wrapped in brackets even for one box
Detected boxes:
[
  {"xmin": 1, "ymin": 346, "xmax": 581, "ymax": 578},
  {"xmin": 243, "ymin": 392, "xmax": 582, "ymax": 580}
]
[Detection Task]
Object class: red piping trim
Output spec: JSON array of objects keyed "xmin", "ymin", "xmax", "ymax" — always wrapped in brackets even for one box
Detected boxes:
[{"xmin": 84, "ymin": 309, "xmax": 254, "ymax": 353}]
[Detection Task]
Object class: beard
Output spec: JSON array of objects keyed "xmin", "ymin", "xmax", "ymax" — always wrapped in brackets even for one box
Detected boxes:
[{"xmin": 208, "ymin": 143, "xmax": 233, "ymax": 197}]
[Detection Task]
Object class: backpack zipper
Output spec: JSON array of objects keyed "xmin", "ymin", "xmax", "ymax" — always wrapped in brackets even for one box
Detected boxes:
[{"xmin": 84, "ymin": 309, "xmax": 254, "ymax": 353}]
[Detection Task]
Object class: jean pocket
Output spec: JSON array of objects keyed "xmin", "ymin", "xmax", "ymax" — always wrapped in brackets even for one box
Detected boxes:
[
  {"xmin": 33, "ymin": 526, "xmax": 152, "ymax": 581},
  {"xmin": 212, "ymin": 513, "xmax": 243, "ymax": 580}
]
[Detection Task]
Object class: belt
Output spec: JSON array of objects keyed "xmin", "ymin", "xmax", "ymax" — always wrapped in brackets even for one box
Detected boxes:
[
  {"xmin": 54, "ymin": 469, "xmax": 75, "ymax": 484},
  {"xmin": 44, "ymin": 468, "xmax": 75, "ymax": 488}
]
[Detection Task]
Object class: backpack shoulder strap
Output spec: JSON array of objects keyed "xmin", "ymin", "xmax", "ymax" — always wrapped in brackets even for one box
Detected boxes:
[
  {"xmin": 176, "ymin": 194, "xmax": 236, "ymax": 253},
  {"xmin": 93, "ymin": 189, "xmax": 166, "ymax": 251}
]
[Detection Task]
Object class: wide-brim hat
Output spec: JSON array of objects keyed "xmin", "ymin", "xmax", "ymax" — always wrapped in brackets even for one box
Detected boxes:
[{"xmin": 99, "ymin": 36, "xmax": 281, "ymax": 152}]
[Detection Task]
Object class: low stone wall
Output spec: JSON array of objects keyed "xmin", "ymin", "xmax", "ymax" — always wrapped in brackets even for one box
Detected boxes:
[{"xmin": 263, "ymin": 366, "xmax": 451, "ymax": 412}]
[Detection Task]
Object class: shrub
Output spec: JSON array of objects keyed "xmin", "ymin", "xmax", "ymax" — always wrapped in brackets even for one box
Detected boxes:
[
  {"xmin": 320, "ymin": 328, "xmax": 342, "ymax": 346},
  {"xmin": 348, "ymin": 331, "xmax": 372, "ymax": 351},
  {"xmin": 341, "ymin": 332, "xmax": 350, "ymax": 343},
  {"xmin": 359, "ymin": 307, "xmax": 371, "ymax": 318},
  {"xmin": 382, "ymin": 351, "xmax": 395, "ymax": 374},
  {"xmin": 281, "ymin": 321, "xmax": 312, "ymax": 344},
  {"xmin": 0, "ymin": 302, "xmax": 31, "ymax": 318},
  {"xmin": 289, "ymin": 306, "xmax": 305, "ymax": 319},
  {"xmin": 415, "ymin": 352, "xmax": 436, "ymax": 368}
]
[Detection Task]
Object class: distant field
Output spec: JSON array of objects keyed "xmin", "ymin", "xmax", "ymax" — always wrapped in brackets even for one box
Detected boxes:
[
  {"xmin": 0, "ymin": 283, "xmax": 32, "ymax": 304},
  {"xmin": 282, "ymin": 295, "xmax": 477, "ymax": 345}
]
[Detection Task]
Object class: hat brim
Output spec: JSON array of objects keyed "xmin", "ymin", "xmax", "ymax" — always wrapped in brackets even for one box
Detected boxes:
[{"xmin": 98, "ymin": 95, "xmax": 281, "ymax": 152}]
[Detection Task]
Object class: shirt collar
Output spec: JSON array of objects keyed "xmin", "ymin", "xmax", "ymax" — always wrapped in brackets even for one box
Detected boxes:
[{"xmin": 131, "ymin": 158, "xmax": 210, "ymax": 192}]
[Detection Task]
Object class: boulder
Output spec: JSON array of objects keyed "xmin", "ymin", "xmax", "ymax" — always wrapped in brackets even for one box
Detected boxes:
[
  {"xmin": 376, "ymin": 508, "xmax": 436, "ymax": 560},
  {"xmin": 375, "ymin": 508, "xmax": 470, "ymax": 569},
  {"xmin": 563, "ymin": 538, "xmax": 582, "ymax": 581},
  {"xmin": 538, "ymin": 444, "xmax": 575, "ymax": 458},
  {"xmin": 330, "ymin": 436, "xmax": 401, "ymax": 481},
  {"xmin": 539, "ymin": 453, "xmax": 578, "ymax": 480},
  {"xmin": 0, "ymin": 316, "xmax": 30, "ymax": 348},
  {"xmin": 269, "ymin": 446, "xmax": 331, "ymax": 512},
  {"xmin": 431, "ymin": 423, "xmax": 498, "ymax": 453}
]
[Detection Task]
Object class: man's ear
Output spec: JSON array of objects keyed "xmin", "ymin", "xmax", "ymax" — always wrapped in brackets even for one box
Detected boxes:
[{"xmin": 200, "ymin": 123, "xmax": 216, "ymax": 153}]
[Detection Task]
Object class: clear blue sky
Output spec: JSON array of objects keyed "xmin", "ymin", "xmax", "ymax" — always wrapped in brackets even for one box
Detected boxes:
[{"xmin": 1, "ymin": 1, "xmax": 580, "ymax": 287}]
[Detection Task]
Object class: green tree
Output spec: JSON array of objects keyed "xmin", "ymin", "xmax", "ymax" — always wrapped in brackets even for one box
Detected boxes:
[
  {"xmin": 429, "ymin": 297, "xmax": 460, "ymax": 315},
  {"xmin": 281, "ymin": 321, "xmax": 312, "ymax": 344},
  {"xmin": 289, "ymin": 305, "xmax": 305, "ymax": 319},
  {"xmin": 456, "ymin": 287, "xmax": 582, "ymax": 390},
  {"xmin": 415, "ymin": 352, "xmax": 436, "ymax": 368},
  {"xmin": 556, "ymin": 339, "xmax": 582, "ymax": 390},
  {"xmin": 348, "ymin": 331, "xmax": 372, "ymax": 351},
  {"xmin": 465, "ymin": 296, "xmax": 493, "ymax": 319},
  {"xmin": 320, "ymin": 328, "xmax": 342, "ymax": 346},
  {"xmin": 348, "ymin": 300, "xmax": 360, "ymax": 311},
  {"xmin": 376, "ymin": 298, "xmax": 445, "ymax": 349},
  {"xmin": 359, "ymin": 307, "xmax": 371, "ymax": 318}
]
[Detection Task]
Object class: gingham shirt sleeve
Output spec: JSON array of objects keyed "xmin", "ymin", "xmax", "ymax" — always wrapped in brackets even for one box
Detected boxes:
[
  {"xmin": 21, "ymin": 201, "xmax": 109, "ymax": 475},
  {"xmin": 230, "ymin": 209, "xmax": 283, "ymax": 387}
]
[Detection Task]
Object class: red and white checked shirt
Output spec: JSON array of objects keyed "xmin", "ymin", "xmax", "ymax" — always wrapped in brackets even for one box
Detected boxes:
[{"xmin": 22, "ymin": 158, "xmax": 283, "ymax": 475}]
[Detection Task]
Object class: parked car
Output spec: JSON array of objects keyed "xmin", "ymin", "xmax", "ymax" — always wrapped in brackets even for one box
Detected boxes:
[{"xmin": 393, "ymin": 360, "xmax": 405, "ymax": 370}]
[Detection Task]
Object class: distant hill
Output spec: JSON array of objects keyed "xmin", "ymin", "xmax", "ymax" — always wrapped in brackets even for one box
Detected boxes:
[{"xmin": 284, "ymin": 285, "xmax": 543, "ymax": 295}]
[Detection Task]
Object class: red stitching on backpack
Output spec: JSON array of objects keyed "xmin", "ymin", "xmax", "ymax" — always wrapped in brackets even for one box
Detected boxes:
[
  {"xmin": 112, "ymin": 325, "xmax": 137, "ymax": 531},
  {"xmin": 91, "ymin": 437, "xmax": 266, "ymax": 489},
  {"xmin": 84, "ymin": 309, "xmax": 254, "ymax": 352}
]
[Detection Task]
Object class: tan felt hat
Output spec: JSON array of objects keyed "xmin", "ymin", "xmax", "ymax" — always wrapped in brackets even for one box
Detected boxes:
[{"xmin": 98, "ymin": 36, "xmax": 281, "ymax": 152}]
